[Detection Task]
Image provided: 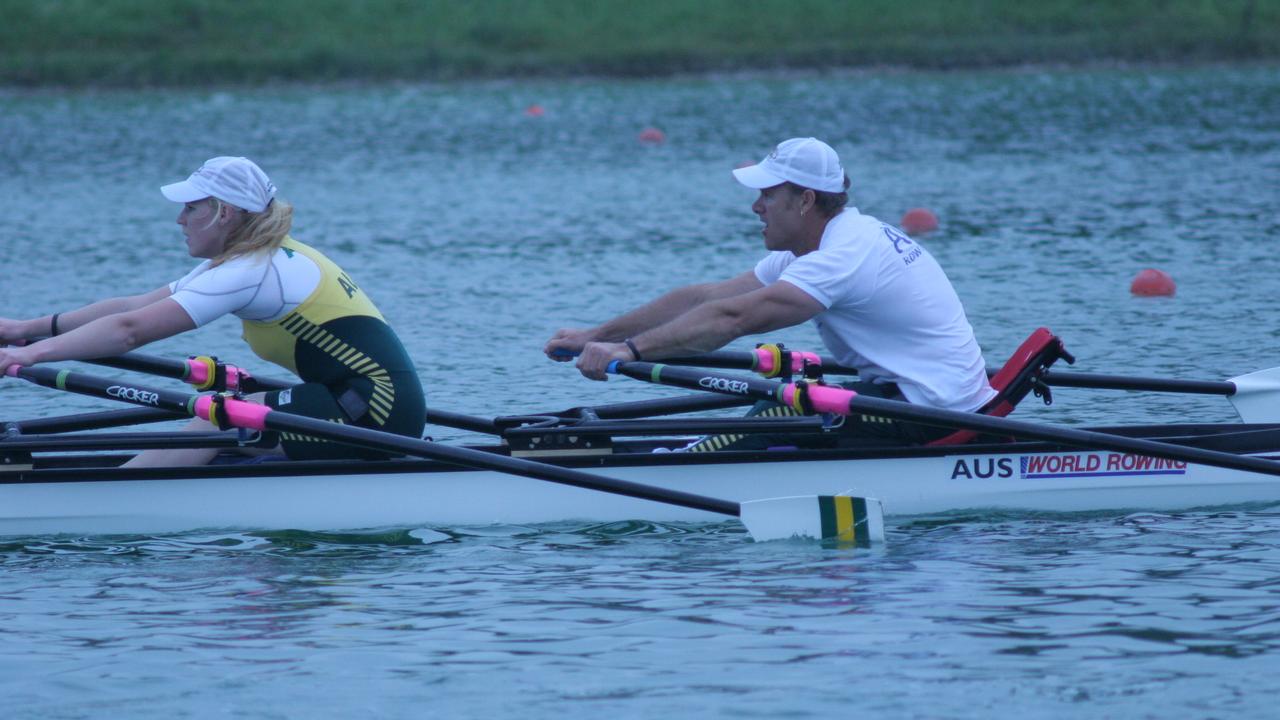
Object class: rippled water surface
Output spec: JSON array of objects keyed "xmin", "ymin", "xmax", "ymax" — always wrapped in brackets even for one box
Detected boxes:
[{"xmin": 1, "ymin": 65, "xmax": 1279, "ymax": 718}]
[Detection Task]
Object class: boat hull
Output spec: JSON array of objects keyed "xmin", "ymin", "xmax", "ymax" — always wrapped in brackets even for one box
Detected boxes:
[{"xmin": 4, "ymin": 435, "xmax": 1280, "ymax": 535}]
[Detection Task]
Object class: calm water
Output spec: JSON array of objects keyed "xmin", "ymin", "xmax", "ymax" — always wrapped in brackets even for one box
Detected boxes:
[{"xmin": 1, "ymin": 65, "xmax": 1279, "ymax": 718}]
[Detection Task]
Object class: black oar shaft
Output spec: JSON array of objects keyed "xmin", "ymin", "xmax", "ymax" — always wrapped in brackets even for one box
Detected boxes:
[
  {"xmin": 424, "ymin": 408, "xmax": 502, "ymax": 435},
  {"xmin": 16, "ymin": 366, "xmax": 199, "ymax": 414},
  {"xmin": 82, "ymin": 351, "xmax": 505, "ymax": 434},
  {"xmin": 5, "ymin": 406, "xmax": 184, "ymax": 434},
  {"xmin": 554, "ymin": 393, "xmax": 754, "ymax": 420},
  {"xmin": 1, "ymin": 431, "xmax": 240, "ymax": 452},
  {"xmin": 1038, "ymin": 369, "xmax": 1235, "ymax": 396},
  {"xmin": 88, "ymin": 353, "xmax": 193, "ymax": 380},
  {"xmin": 610, "ymin": 362, "xmax": 785, "ymax": 402},
  {"xmin": 84, "ymin": 353, "xmax": 292, "ymax": 393},
  {"xmin": 263, "ymin": 412, "xmax": 740, "ymax": 516},
  {"xmin": 664, "ymin": 350, "xmax": 860, "ymax": 376}
]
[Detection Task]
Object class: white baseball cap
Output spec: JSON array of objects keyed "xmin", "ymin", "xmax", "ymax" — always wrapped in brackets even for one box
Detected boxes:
[
  {"xmin": 161, "ymin": 156, "xmax": 278, "ymax": 213},
  {"xmin": 732, "ymin": 137, "xmax": 845, "ymax": 193}
]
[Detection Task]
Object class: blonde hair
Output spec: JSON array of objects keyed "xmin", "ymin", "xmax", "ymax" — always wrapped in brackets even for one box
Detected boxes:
[{"xmin": 210, "ymin": 197, "xmax": 294, "ymax": 266}]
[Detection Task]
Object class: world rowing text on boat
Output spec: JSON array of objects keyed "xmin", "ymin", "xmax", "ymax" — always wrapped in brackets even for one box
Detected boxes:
[
  {"xmin": 699, "ymin": 376, "xmax": 750, "ymax": 394},
  {"xmin": 950, "ymin": 452, "xmax": 1189, "ymax": 481},
  {"xmin": 106, "ymin": 385, "xmax": 160, "ymax": 406}
]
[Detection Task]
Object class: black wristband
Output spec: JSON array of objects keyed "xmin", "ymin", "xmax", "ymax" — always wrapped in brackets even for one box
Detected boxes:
[
  {"xmin": 623, "ymin": 338, "xmax": 642, "ymax": 361},
  {"xmin": 50, "ymin": 313, "xmax": 60, "ymax": 337}
]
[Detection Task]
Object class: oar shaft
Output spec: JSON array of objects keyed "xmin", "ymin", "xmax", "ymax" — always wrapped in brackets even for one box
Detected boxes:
[
  {"xmin": 664, "ymin": 349, "xmax": 859, "ymax": 376},
  {"xmin": 609, "ymin": 362, "xmax": 788, "ymax": 404},
  {"xmin": 83, "ymin": 352, "xmax": 290, "ymax": 393},
  {"xmin": 424, "ymin": 408, "xmax": 502, "ymax": 435},
  {"xmin": 646, "ymin": 351, "xmax": 1240, "ymax": 395},
  {"xmin": 4, "ymin": 406, "xmax": 184, "ymax": 434},
  {"xmin": 1037, "ymin": 369, "xmax": 1235, "ymax": 396},
  {"xmin": 13, "ymin": 366, "xmax": 201, "ymax": 415},
  {"xmin": 83, "ymin": 351, "xmax": 507, "ymax": 434},
  {"xmin": 1, "ymin": 431, "xmax": 241, "ymax": 453},
  {"xmin": 553, "ymin": 393, "xmax": 754, "ymax": 420},
  {"xmin": 87, "ymin": 353, "xmax": 194, "ymax": 380},
  {"xmin": 265, "ymin": 412, "xmax": 742, "ymax": 516}
]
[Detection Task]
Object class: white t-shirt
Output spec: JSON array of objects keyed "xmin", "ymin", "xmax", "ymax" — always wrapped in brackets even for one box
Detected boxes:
[
  {"xmin": 754, "ymin": 208, "xmax": 995, "ymax": 412},
  {"xmin": 168, "ymin": 248, "xmax": 322, "ymax": 327}
]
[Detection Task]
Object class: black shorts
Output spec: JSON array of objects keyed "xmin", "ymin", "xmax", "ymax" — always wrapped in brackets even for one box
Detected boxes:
[{"xmin": 261, "ymin": 374, "xmax": 426, "ymax": 461}]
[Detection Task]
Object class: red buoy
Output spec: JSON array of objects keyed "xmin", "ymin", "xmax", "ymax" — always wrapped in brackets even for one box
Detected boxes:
[
  {"xmin": 638, "ymin": 127, "xmax": 666, "ymax": 144},
  {"xmin": 901, "ymin": 208, "xmax": 939, "ymax": 235},
  {"xmin": 525, "ymin": 104, "xmax": 545, "ymax": 117},
  {"xmin": 1130, "ymin": 269, "xmax": 1176, "ymax": 297}
]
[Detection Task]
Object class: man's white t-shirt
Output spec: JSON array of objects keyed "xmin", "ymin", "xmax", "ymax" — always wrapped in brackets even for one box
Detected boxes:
[{"xmin": 754, "ymin": 208, "xmax": 995, "ymax": 412}]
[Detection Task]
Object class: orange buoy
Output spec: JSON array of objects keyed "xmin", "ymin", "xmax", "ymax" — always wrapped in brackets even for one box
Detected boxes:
[
  {"xmin": 638, "ymin": 127, "xmax": 666, "ymax": 144},
  {"xmin": 525, "ymin": 104, "xmax": 545, "ymax": 117},
  {"xmin": 901, "ymin": 208, "xmax": 939, "ymax": 235},
  {"xmin": 1130, "ymin": 269, "xmax": 1176, "ymax": 297}
]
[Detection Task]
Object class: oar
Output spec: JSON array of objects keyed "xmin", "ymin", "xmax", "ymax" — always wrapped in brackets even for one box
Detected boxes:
[
  {"xmin": 627, "ymin": 347, "xmax": 1280, "ymax": 424},
  {"xmin": 80, "ymin": 350, "xmax": 508, "ymax": 434},
  {"xmin": 606, "ymin": 361, "xmax": 1280, "ymax": 480},
  {"xmin": 4, "ymin": 406, "xmax": 184, "ymax": 434},
  {"xmin": 664, "ymin": 346, "xmax": 858, "ymax": 377},
  {"xmin": 84, "ymin": 351, "xmax": 284, "ymax": 393},
  {"xmin": 548, "ymin": 392, "xmax": 754, "ymax": 421},
  {"xmin": 1, "ymin": 364, "xmax": 884, "ymax": 545},
  {"xmin": 82, "ymin": 349, "xmax": 763, "ymax": 431},
  {"xmin": 1, "ymin": 430, "xmax": 241, "ymax": 453},
  {"xmin": 1036, "ymin": 366, "xmax": 1280, "ymax": 424},
  {"xmin": 555, "ymin": 345, "xmax": 859, "ymax": 378}
]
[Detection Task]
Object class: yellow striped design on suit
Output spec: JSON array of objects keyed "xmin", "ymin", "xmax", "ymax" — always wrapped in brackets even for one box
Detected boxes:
[{"xmin": 280, "ymin": 314, "xmax": 398, "ymax": 426}]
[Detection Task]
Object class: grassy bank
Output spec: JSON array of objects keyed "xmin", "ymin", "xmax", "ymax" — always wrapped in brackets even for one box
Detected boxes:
[{"xmin": 2, "ymin": 0, "xmax": 1276, "ymax": 87}]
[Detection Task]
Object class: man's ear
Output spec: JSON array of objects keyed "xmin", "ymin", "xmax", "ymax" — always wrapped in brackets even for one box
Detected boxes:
[{"xmin": 801, "ymin": 189, "xmax": 816, "ymax": 215}]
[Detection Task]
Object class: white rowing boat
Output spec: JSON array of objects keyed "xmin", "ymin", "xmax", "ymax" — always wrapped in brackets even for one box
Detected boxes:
[
  {"xmin": 6, "ymin": 332, "xmax": 1280, "ymax": 541},
  {"xmin": 3, "ymin": 424, "xmax": 1279, "ymax": 536}
]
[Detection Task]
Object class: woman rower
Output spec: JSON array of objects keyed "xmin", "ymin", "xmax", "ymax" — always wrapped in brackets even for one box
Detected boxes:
[{"xmin": 0, "ymin": 156, "xmax": 425, "ymax": 467}]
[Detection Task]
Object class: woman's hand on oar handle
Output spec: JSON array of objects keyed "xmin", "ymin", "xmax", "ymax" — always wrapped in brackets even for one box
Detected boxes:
[
  {"xmin": 0, "ymin": 316, "xmax": 40, "ymax": 346},
  {"xmin": 0, "ymin": 346, "xmax": 36, "ymax": 375},
  {"xmin": 0, "ymin": 315, "xmax": 39, "ymax": 373}
]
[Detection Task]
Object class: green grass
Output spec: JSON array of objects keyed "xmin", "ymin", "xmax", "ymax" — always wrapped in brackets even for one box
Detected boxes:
[{"xmin": 2, "ymin": 0, "xmax": 1276, "ymax": 86}]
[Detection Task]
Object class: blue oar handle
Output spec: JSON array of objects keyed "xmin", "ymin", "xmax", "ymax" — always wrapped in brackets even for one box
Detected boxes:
[{"xmin": 606, "ymin": 360, "xmax": 622, "ymax": 373}]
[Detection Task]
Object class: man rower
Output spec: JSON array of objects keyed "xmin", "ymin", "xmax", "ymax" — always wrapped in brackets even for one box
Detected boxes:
[{"xmin": 543, "ymin": 137, "xmax": 995, "ymax": 449}]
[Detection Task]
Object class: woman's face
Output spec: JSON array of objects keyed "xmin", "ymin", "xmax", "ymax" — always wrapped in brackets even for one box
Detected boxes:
[{"xmin": 176, "ymin": 198, "xmax": 233, "ymax": 259}]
